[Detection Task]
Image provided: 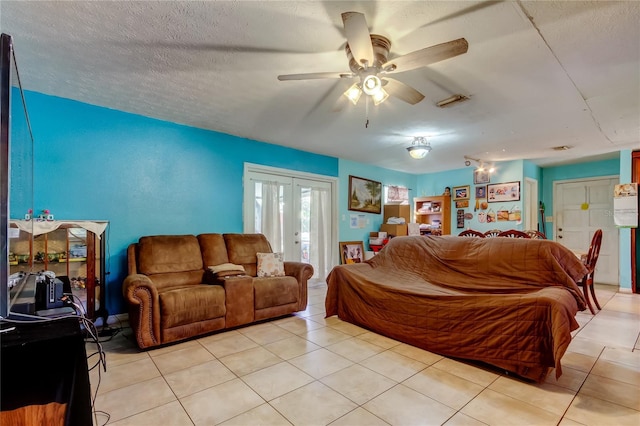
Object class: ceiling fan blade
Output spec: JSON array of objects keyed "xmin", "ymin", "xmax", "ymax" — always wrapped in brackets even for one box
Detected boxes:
[
  {"xmin": 341, "ymin": 11, "xmax": 374, "ymax": 67},
  {"xmin": 383, "ymin": 38, "xmax": 468, "ymax": 73},
  {"xmin": 383, "ymin": 78, "xmax": 425, "ymax": 105},
  {"xmin": 278, "ymin": 72, "xmax": 352, "ymax": 81}
]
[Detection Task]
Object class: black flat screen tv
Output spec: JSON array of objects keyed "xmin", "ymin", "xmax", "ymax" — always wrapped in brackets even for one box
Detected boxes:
[{"xmin": 1, "ymin": 33, "xmax": 35, "ymax": 320}]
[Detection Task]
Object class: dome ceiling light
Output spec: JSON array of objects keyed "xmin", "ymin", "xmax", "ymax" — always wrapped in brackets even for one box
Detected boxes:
[{"xmin": 407, "ymin": 137, "xmax": 432, "ymax": 159}]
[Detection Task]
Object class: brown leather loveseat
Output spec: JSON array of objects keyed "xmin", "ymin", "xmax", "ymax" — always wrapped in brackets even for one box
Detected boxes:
[{"xmin": 122, "ymin": 233, "xmax": 313, "ymax": 349}]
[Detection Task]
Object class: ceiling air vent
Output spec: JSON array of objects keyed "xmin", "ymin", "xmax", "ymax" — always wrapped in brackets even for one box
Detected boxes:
[
  {"xmin": 552, "ymin": 145, "xmax": 573, "ymax": 151},
  {"xmin": 436, "ymin": 94, "xmax": 469, "ymax": 108}
]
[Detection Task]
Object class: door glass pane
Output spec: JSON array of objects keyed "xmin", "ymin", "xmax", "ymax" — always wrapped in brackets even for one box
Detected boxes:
[
  {"xmin": 253, "ymin": 180, "xmax": 285, "ymax": 253},
  {"xmin": 299, "ymin": 186, "xmax": 310, "ymax": 264}
]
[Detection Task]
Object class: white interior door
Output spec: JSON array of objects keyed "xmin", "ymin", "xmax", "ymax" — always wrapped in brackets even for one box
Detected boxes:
[
  {"xmin": 554, "ymin": 177, "xmax": 619, "ymax": 285},
  {"xmin": 244, "ymin": 165, "xmax": 337, "ymax": 280}
]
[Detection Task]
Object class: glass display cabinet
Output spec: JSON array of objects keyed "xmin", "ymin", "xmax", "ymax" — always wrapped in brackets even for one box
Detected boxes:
[{"xmin": 9, "ymin": 220, "xmax": 108, "ymax": 320}]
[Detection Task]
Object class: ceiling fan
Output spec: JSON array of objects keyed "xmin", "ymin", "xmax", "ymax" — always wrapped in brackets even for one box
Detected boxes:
[{"xmin": 277, "ymin": 12, "xmax": 468, "ymax": 106}]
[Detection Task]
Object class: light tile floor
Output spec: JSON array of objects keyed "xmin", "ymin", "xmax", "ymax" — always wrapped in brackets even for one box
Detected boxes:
[{"xmin": 90, "ymin": 283, "xmax": 640, "ymax": 425}]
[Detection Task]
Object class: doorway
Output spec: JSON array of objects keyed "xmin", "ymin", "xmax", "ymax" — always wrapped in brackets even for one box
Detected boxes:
[
  {"xmin": 243, "ymin": 164, "xmax": 338, "ymax": 280},
  {"xmin": 524, "ymin": 177, "xmax": 539, "ymax": 233},
  {"xmin": 554, "ymin": 176, "xmax": 619, "ymax": 285}
]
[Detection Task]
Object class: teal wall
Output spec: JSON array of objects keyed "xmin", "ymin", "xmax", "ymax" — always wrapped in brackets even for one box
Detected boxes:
[
  {"xmin": 12, "ymin": 90, "xmax": 633, "ymax": 313},
  {"xmin": 338, "ymin": 159, "xmax": 417, "ymax": 245},
  {"xmin": 417, "ymin": 160, "xmax": 525, "ymax": 233},
  {"xmin": 22, "ymin": 91, "xmax": 338, "ymax": 314}
]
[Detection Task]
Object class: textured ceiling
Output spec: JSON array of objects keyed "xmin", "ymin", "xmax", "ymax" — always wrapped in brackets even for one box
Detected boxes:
[{"xmin": 1, "ymin": 1, "xmax": 638, "ymax": 174}]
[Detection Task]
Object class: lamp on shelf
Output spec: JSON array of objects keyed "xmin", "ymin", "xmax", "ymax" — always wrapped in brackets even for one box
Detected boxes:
[{"xmin": 406, "ymin": 137, "xmax": 432, "ymax": 159}]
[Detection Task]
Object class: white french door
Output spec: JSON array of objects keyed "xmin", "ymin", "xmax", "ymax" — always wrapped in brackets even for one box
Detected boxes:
[
  {"xmin": 554, "ymin": 176, "xmax": 619, "ymax": 285},
  {"xmin": 243, "ymin": 164, "xmax": 337, "ymax": 280}
]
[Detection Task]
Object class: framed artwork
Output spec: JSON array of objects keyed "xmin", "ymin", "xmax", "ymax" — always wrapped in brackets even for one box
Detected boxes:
[
  {"xmin": 340, "ymin": 241, "xmax": 365, "ymax": 264},
  {"xmin": 453, "ymin": 185, "xmax": 470, "ymax": 201},
  {"xmin": 474, "ymin": 169, "xmax": 490, "ymax": 184},
  {"xmin": 487, "ymin": 181, "xmax": 521, "ymax": 203},
  {"xmin": 475, "ymin": 185, "xmax": 487, "ymax": 199},
  {"xmin": 348, "ymin": 175, "xmax": 382, "ymax": 214},
  {"xmin": 455, "ymin": 200, "xmax": 469, "ymax": 208}
]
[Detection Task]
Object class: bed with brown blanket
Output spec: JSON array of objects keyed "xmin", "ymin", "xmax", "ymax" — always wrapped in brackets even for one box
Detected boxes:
[{"xmin": 325, "ymin": 235, "xmax": 588, "ymax": 382}]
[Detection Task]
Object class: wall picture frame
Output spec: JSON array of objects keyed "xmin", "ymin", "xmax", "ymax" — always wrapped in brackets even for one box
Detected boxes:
[
  {"xmin": 475, "ymin": 185, "xmax": 487, "ymax": 199},
  {"xmin": 340, "ymin": 241, "xmax": 365, "ymax": 264},
  {"xmin": 452, "ymin": 185, "xmax": 470, "ymax": 201},
  {"xmin": 474, "ymin": 169, "xmax": 490, "ymax": 184},
  {"xmin": 348, "ymin": 175, "xmax": 382, "ymax": 214},
  {"xmin": 487, "ymin": 181, "xmax": 521, "ymax": 203}
]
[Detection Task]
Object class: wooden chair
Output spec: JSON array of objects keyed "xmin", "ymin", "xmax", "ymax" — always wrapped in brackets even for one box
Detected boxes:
[
  {"xmin": 458, "ymin": 229, "xmax": 485, "ymax": 238},
  {"xmin": 579, "ymin": 229, "xmax": 603, "ymax": 314},
  {"xmin": 484, "ymin": 229, "xmax": 502, "ymax": 238},
  {"xmin": 525, "ymin": 230, "xmax": 547, "ymax": 239},
  {"xmin": 497, "ymin": 229, "xmax": 530, "ymax": 238}
]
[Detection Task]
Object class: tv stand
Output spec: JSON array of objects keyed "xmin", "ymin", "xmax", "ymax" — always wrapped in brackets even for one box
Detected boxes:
[{"xmin": 0, "ymin": 316, "xmax": 93, "ymax": 425}]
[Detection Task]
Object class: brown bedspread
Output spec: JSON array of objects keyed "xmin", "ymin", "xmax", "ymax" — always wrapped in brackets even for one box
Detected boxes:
[{"xmin": 325, "ymin": 236, "xmax": 588, "ymax": 382}]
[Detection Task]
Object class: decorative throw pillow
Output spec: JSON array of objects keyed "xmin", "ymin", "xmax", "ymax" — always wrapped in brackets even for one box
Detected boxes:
[{"xmin": 256, "ymin": 252, "xmax": 285, "ymax": 277}]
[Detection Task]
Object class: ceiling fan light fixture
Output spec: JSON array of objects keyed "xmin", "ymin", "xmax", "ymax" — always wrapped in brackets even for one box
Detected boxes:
[
  {"xmin": 407, "ymin": 137, "xmax": 431, "ymax": 159},
  {"xmin": 372, "ymin": 88, "xmax": 389, "ymax": 105},
  {"xmin": 362, "ymin": 75, "xmax": 382, "ymax": 96},
  {"xmin": 343, "ymin": 83, "xmax": 362, "ymax": 105}
]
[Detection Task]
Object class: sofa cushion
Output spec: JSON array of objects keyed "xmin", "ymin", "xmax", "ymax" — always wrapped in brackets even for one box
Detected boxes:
[
  {"xmin": 256, "ymin": 252, "xmax": 285, "ymax": 277},
  {"xmin": 149, "ymin": 270, "xmax": 206, "ymax": 289},
  {"xmin": 160, "ymin": 284, "xmax": 226, "ymax": 329},
  {"xmin": 254, "ymin": 276, "xmax": 298, "ymax": 310},
  {"xmin": 198, "ymin": 233, "xmax": 230, "ymax": 267},
  {"xmin": 224, "ymin": 234, "xmax": 273, "ymax": 277},
  {"xmin": 138, "ymin": 235, "xmax": 203, "ymax": 275}
]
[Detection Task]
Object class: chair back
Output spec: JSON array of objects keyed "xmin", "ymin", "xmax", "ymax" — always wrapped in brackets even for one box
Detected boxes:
[
  {"xmin": 525, "ymin": 230, "xmax": 546, "ymax": 239},
  {"xmin": 584, "ymin": 229, "xmax": 603, "ymax": 272},
  {"xmin": 484, "ymin": 229, "xmax": 502, "ymax": 238},
  {"xmin": 458, "ymin": 229, "xmax": 485, "ymax": 238},
  {"xmin": 497, "ymin": 229, "xmax": 530, "ymax": 238}
]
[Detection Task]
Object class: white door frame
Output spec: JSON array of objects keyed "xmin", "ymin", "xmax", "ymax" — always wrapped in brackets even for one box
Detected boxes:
[
  {"xmin": 524, "ymin": 177, "xmax": 538, "ymax": 232},
  {"xmin": 243, "ymin": 162, "xmax": 339, "ymax": 269}
]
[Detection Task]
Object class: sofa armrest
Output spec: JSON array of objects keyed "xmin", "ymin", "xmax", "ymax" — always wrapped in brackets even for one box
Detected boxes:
[
  {"xmin": 122, "ymin": 274, "xmax": 162, "ymax": 349},
  {"xmin": 284, "ymin": 261, "xmax": 314, "ymax": 311}
]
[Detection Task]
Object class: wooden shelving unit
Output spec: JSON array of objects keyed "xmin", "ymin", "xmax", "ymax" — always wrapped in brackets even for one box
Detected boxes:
[{"xmin": 414, "ymin": 195, "xmax": 451, "ymax": 235}]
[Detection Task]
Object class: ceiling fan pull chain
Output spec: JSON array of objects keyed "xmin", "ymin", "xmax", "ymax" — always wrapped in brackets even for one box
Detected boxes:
[{"xmin": 365, "ymin": 96, "xmax": 370, "ymax": 128}]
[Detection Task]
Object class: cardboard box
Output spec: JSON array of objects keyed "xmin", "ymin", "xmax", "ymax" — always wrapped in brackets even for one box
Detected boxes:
[
  {"xmin": 380, "ymin": 223, "xmax": 408, "ymax": 237},
  {"xmin": 383, "ymin": 204, "xmax": 410, "ymax": 223}
]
